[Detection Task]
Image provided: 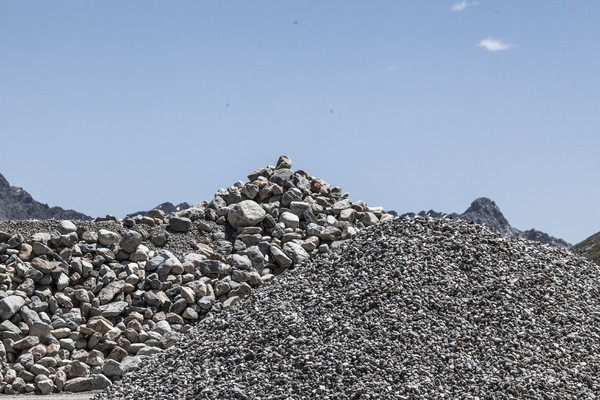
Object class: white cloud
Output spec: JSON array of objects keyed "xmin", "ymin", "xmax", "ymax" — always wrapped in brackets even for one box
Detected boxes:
[
  {"xmin": 451, "ymin": 1, "xmax": 476, "ymax": 11},
  {"xmin": 385, "ymin": 65, "xmax": 411, "ymax": 72},
  {"xmin": 478, "ymin": 37, "xmax": 514, "ymax": 52}
]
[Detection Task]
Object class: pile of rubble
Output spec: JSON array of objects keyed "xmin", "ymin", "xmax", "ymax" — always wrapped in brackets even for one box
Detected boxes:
[
  {"xmin": 0, "ymin": 156, "xmax": 390, "ymax": 394},
  {"xmin": 98, "ymin": 217, "xmax": 600, "ymax": 399}
]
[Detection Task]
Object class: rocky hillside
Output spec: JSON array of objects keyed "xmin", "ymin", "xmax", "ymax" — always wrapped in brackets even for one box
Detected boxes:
[
  {"xmin": 0, "ymin": 173, "xmax": 91, "ymax": 221},
  {"xmin": 571, "ymin": 231, "xmax": 600, "ymax": 265},
  {"xmin": 98, "ymin": 217, "xmax": 600, "ymax": 399},
  {"xmin": 399, "ymin": 197, "xmax": 570, "ymax": 248}
]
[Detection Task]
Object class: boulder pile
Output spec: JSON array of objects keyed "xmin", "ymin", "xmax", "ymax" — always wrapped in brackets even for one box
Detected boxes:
[{"xmin": 0, "ymin": 156, "xmax": 391, "ymax": 394}]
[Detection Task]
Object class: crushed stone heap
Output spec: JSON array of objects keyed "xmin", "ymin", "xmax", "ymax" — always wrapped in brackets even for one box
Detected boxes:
[
  {"xmin": 97, "ymin": 217, "xmax": 600, "ymax": 399},
  {"xmin": 0, "ymin": 156, "xmax": 391, "ymax": 395}
]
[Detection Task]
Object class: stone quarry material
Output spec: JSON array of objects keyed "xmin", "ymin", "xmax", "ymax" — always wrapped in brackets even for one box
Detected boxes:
[
  {"xmin": 227, "ymin": 200, "xmax": 266, "ymax": 228},
  {"xmin": 96, "ymin": 218, "xmax": 600, "ymax": 399},
  {"xmin": 0, "ymin": 295, "xmax": 25, "ymax": 320},
  {"xmin": 119, "ymin": 230, "xmax": 142, "ymax": 253},
  {"xmin": 168, "ymin": 216, "xmax": 192, "ymax": 233},
  {"xmin": 0, "ymin": 156, "xmax": 389, "ymax": 395}
]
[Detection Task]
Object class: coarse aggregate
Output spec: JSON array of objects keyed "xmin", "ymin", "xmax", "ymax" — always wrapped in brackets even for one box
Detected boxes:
[
  {"xmin": 96, "ymin": 217, "xmax": 600, "ymax": 399},
  {"xmin": 0, "ymin": 156, "xmax": 392, "ymax": 395},
  {"xmin": 0, "ymin": 220, "xmax": 205, "ymax": 262}
]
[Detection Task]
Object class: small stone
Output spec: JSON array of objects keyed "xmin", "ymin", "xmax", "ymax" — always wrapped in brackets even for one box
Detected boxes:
[
  {"xmin": 339, "ymin": 208, "xmax": 356, "ymax": 222},
  {"xmin": 30, "ymin": 257, "xmax": 55, "ymax": 274},
  {"xmin": 270, "ymin": 169, "xmax": 294, "ymax": 187},
  {"xmin": 36, "ymin": 377, "xmax": 54, "ymax": 394},
  {"xmin": 153, "ymin": 320, "xmax": 171, "ymax": 335},
  {"xmin": 58, "ymin": 220, "xmax": 78, "ymax": 234},
  {"xmin": 56, "ymin": 273, "xmax": 70, "ymax": 290},
  {"xmin": 229, "ymin": 282, "xmax": 252, "ymax": 299},
  {"xmin": 214, "ymin": 280, "xmax": 231, "ymax": 297},
  {"xmin": 281, "ymin": 188, "xmax": 302, "ymax": 208},
  {"xmin": 18, "ymin": 243, "xmax": 33, "ymax": 261},
  {"xmin": 182, "ymin": 308, "xmax": 198, "ymax": 320},
  {"xmin": 279, "ymin": 211, "xmax": 300, "ymax": 230},
  {"xmin": 99, "ymin": 301, "xmax": 128, "ymax": 318},
  {"xmin": 197, "ymin": 296, "xmax": 214, "ymax": 310},
  {"xmin": 276, "ymin": 155, "xmax": 292, "ymax": 169},
  {"xmin": 88, "ymin": 316, "xmax": 114, "ymax": 334},
  {"xmin": 136, "ymin": 346, "xmax": 163, "ymax": 357},
  {"xmin": 271, "ymin": 245, "xmax": 293, "ymax": 268},
  {"xmin": 63, "ymin": 377, "xmax": 94, "ymax": 392},
  {"xmin": 30, "ymin": 363, "xmax": 51, "ymax": 377},
  {"xmin": 81, "ymin": 230, "xmax": 98, "ymax": 243},
  {"xmin": 222, "ymin": 296, "xmax": 240, "ymax": 308},
  {"xmin": 32, "ymin": 242, "xmax": 51, "ymax": 256},
  {"xmin": 54, "ymin": 370, "xmax": 67, "ymax": 391},
  {"xmin": 121, "ymin": 355, "xmax": 142, "ymax": 372},
  {"xmin": 98, "ymin": 280, "xmax": 127, "ymax": 304},
  {"xmin": 151, "ymin": 232, "xmax": 168, "ymax": 247},
  {"xmin": 0, "ymin": 295, "xmax": 26, "ymax": 320},
  {"xmin": 241, "ymin": 183, "xmax": 259, "ymax": 199},
  {"xmin": 358, "ymin": 211, "xmax": 379, "ymax": 227},
  {"xmin": 290, "ymin": 201, "xmax": 311, "ymax": 216},
  {"xmin": 86, "ymin": 349, "xmax": 105, "ymax": 366},
  {"xmin": 98, "ymin": 229, "xmax": 120, "ymax": 246},
  {"xmin": 247, "ymin": 167, "xmax": 272, "ymax": 181},
  {"xmin": 227, "ymin": 200, "xmax": 266, "ymax": 228},
  {"xmin": 68, "ymin": 360, "xmax": 90, "ymax": 378},
  {"xmin": 12, "ymin": 377, "xmax": 26, "ymax": 393},
  {"xmin": 180, "ymin": 287, "xmax": 196, "ymax": 304},
  {"xmin": 169, "ymin": 217, "xmax": 193, "ymax": 232},
  {"xmin": 108, "ymin": 346, "xmax": 128, "ymax": 362},
  {"xmin": 119, "ymin": 230, "xmax": 142, "ymax": 253},
  {"xmin": 93, "ymin": 373, "xmax": 112, "ymax": 390},
  {"xmin": 283, "ymin": 242, "xmax": 310, "ymax": 264}
]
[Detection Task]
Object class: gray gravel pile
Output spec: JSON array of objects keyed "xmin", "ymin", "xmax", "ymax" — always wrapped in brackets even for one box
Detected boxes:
[
  {"xmin": 0, "ymin": 156, "xmax": 390, "ymax": 395},
  {"xmin": 97, "ymin": 217, "xmax": 600, "ymax": 399}
]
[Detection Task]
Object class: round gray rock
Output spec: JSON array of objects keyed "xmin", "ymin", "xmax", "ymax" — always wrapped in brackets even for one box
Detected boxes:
[{"xmin": 227, "ymin": 200, "xmax": 266, "ymax": 228}]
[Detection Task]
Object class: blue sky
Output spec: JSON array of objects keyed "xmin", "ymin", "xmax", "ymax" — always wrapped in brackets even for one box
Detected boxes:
[{"xmin": 1, "ymin": 1, "xmax": 599, "ymax": 244}]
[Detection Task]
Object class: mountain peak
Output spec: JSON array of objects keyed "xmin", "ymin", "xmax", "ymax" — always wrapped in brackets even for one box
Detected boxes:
[
  {"xmin": 400, "ymin": 197, "xmax": 570, "ymax": 248},
  {"xmin": 0, "ymin": 172, "xmax": 92, "ymax": 221},
  {"xmin": 0, "ymin": 173, "xmax": 10, "ymax": 189},
  {"xmin": 460, "ymin": 197, "xmax": 513, "ymax": 236},
  {"xmin": 466, "ymin": 197, "xmax": 497, "ymax": 211}
]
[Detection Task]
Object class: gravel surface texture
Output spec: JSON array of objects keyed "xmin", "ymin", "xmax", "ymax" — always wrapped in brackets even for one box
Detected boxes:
[
  {"xmin": 0, "ymin": 392, "xmax": 96, "ymax": 399},
  {"xmin": 95, "ymin": 217, "xmax": 600, "ymax": 399}
]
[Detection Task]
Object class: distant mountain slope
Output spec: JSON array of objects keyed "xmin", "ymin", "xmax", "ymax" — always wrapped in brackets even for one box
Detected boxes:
[
  {"xmin": 126, "ymin": 201, "xmax": 191, "ymax": 218},
  {"xmin": 399, "ymin": 197, "xmax": 570, "ymax": 248},
  {"xmin": 0, "ymin": 173, "xmax": 92, "ymax": 221},
  {"xmin": 571, "ymin": 231, "xmax": 600, "ymax": 265}
]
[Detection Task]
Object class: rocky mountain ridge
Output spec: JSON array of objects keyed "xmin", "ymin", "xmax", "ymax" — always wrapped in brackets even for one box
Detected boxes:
[
  {"xmin": 398, "ymin": 197, "xmax": 570, "ymax": 248},
  {"xmin": 0, "ymin": 173, "xmax": 91, "ymax": 222}
]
